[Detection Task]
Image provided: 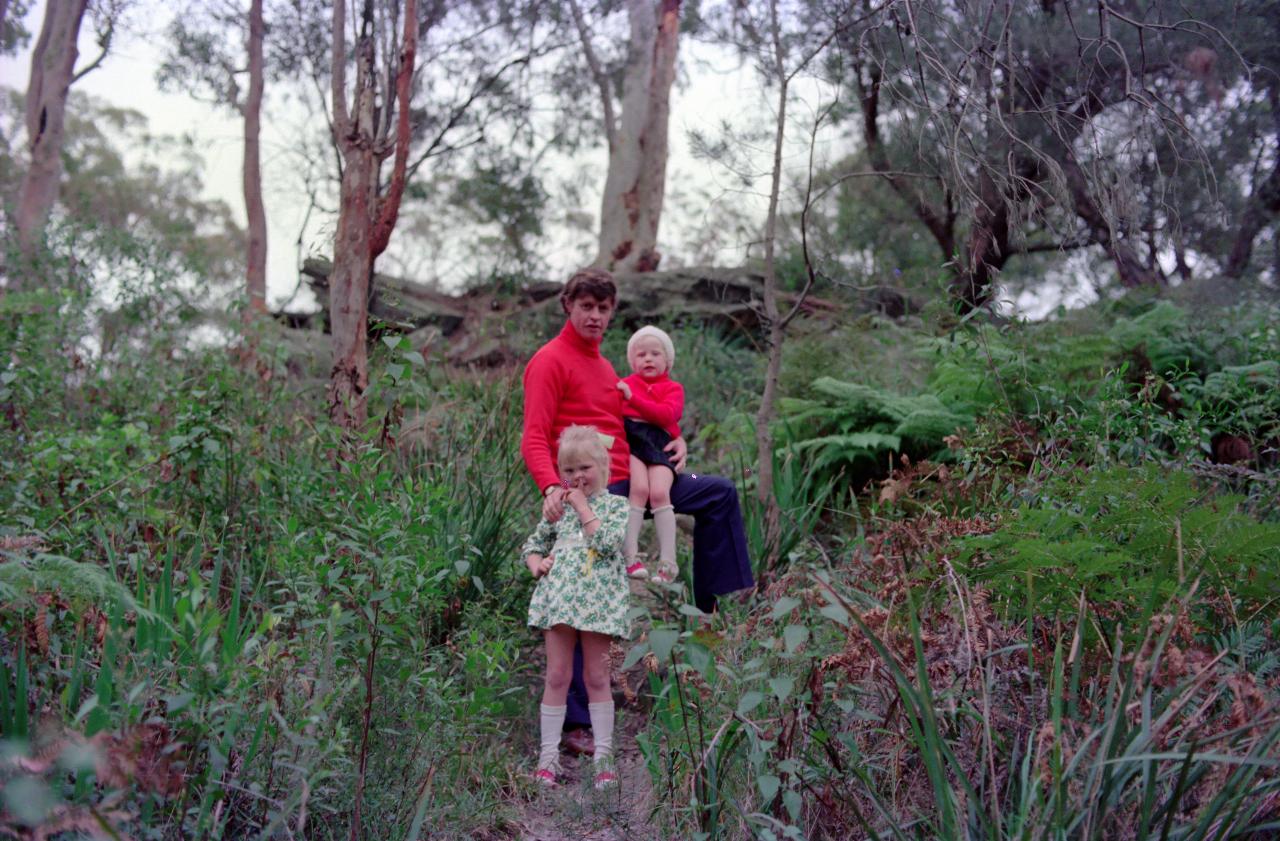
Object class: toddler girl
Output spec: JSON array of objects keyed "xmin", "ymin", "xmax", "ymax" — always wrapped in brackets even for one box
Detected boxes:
[
  {"xmin": 616, "ymin": 325, "xmax": 684, "ymax": 584},
  {"xmin": 522, "ymin": 425, "xmax": 630, "ymax": 789}
]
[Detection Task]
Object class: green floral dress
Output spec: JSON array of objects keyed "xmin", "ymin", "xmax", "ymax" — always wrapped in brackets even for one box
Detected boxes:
[{"xmin": 523, "ymin": 492, "xmax": 630, "ymax": 637}]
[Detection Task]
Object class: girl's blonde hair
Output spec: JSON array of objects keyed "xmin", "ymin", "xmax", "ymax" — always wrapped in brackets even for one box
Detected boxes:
[{"xmin": 557, "ymin": 425, "xmax": 610, "ymax": 492}]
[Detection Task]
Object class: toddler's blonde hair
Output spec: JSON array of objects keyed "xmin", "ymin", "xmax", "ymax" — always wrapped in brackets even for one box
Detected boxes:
[{"xmin": 557, "ymin": 425, "xmax": 610, "ymax": 492}]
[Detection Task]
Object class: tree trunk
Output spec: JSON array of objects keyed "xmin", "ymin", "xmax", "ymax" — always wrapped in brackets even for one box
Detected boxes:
[
  {"xmin": 15, "ymin": 0, "xmax": 88, "ymax": 259},
  {"xmin": 327, "ymin": 0, "xmax": 417, "ymax": 433},
  {"xmin": 595, "ymin": 0, "xmax": 679, "ymax": 273},
  {"xmin": 753, "ymin": 2, "xmax": 789, "ymax": 571},
  {"xmin": 243, "ymin": 0, "xmax": 268, "ymax": 317},
  {"xmin": 1225, "ymin": 156, "xmax": 1280, "ymax": 278}
]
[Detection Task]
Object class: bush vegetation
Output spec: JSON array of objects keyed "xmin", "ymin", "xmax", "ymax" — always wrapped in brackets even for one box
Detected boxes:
[{"xmin": 2, "ymin": 232, "xmax": 1278, "ymax": 838}]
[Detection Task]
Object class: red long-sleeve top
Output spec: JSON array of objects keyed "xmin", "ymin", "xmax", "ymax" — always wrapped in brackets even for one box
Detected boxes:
[
  {"xmin": 621, "ymin": 372, "xmax": 684, "ymax": 439},
  {"xmin": 521, "ymin": 322, "xmax": 631, "ymax": 491}
]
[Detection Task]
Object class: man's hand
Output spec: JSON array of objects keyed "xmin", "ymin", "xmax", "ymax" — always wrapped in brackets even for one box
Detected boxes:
[
  {"xmin": 664, "ymin": 435, "xmax": 688, "ymax": 472},
  {"xmin": 616, "ymin": 380, "xmax": 632, "ymax": 401},
  {"xmin": 542, "ymin": 486, "xmax": 566, "ymax": 522},
  {"xmin": 526, "ymin": 553, "xmax": 554, "ymax": 578}
]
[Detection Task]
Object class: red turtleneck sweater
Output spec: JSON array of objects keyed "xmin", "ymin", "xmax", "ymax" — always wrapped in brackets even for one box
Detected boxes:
[
  {"xmin": 621, "ymin": 371, "xmax": 683, "ymax": 439},
  {"xmin": 521, "ymin": 321, "xmax": 630, "ymax": 491}
]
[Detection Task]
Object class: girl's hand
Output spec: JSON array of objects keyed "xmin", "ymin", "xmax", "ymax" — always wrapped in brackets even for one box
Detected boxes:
[
  {"xmin": 565, "ymin": 487, "xmax": 589, "ymax": 511},
  {"xmin": 526, "ymin": 553, "xmax": 554, "ymax": 578},
  {"xmin": 616, "ymin": 380, "xmax": 632, "ymax": 401}
]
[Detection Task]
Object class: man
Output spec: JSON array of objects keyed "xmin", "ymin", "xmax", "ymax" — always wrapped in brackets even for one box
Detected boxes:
[{"xmin": 520, "ymin": 267, "xmax": 754, "ymax": 755}]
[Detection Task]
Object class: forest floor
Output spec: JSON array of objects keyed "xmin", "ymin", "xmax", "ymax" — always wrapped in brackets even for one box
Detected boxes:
[
  {"xmin": 508, "ymin": 578, "xmax": 671, "ymax": 840},
  {"xmin": 513, "ymin": 703, "xmax": 656, "ymax": 841}
]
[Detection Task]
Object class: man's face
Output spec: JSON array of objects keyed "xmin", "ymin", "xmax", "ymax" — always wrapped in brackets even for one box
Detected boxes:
[{"xmin": 565, "ymin": 294, "xmax": 615, "ymax": 343}]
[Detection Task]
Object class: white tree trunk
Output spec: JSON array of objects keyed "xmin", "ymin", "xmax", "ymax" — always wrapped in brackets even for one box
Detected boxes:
[
  {"xmin": 15, "ymin": 0, "xmax": 88, "ymax": 258},
  {"xmin": 243, "ymin": 0, "xmax": 268, "ymax": 316},
  {"xmin": 595, "ymin": 0, "xmax": 679, "ymax": 273}
]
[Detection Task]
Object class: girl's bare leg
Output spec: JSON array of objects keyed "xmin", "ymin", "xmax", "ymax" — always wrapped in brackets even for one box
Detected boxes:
[
  {"xmin": 542, "ymin": 624, "xmax": 578, "ymax": 705},
  {"xmin": 537, "ymin": 625, "xmax": 578, "ymax": 774},
  {"xmin": 580, "ymin": 631, "xmax": 616, "ymax": 769}
]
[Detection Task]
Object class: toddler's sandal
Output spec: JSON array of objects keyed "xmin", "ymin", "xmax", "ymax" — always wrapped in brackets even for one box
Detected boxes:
[
  {"xmin": 533, "ymin": 768, "xmax": 558, "ymax": 787},
  {"xmin": 625, "ymin": 561, "xmax": 649, "ymax": 579},
  {"xmin": 652, "ymin": 560, "xmax": 678, "ymax": 584},
  {"xmin": 593, "ymin": 769, "xmax": 618, "ymax": 790}
]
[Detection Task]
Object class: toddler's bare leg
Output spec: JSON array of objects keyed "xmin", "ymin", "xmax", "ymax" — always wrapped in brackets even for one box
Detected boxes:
[{"xmin": 624, "ymin": 456, "xmax": 648, "ymax": 574}]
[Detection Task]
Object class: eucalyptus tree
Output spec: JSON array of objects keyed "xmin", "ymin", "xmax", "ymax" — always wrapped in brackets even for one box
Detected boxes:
[
  {"xmin": 158, "ymin": 0, "xmax": 274, "ymax": 318},
  {"xmin": 13, "ymin": 0, "xmax": 124, "ymax": 262},
  {"xmin": 807, "ymin": 0, "xmax": 1279, "ymax": 309},
  {"xmin": 567, "ymin": 0, "xmax": 681, "ymax": 272}
]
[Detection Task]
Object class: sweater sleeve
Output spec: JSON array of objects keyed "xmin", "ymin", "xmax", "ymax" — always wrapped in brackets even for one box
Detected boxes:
[
  {"xmin": 626, "ymin": 379, "xmax": 684, "ymax": 438},
  {"xmin": 521, "ymin": 353, "xmax": 563, "ymax": 492}
]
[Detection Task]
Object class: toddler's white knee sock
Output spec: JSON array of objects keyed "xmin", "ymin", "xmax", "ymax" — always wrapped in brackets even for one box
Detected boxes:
[
  {"xmin": 653, "ymin": 504, "xmax": 676, "ymax": 564},
  {"xmin": 623, "ymin": 506, "xmax": 645, "ymax": 560},
  {"xmin": 588, "ymin": 700, "xmax": 615, "ymax": 766},
  {"xmin": 539, "ymin": 704, "xmax": 566, "ymax": 771}
]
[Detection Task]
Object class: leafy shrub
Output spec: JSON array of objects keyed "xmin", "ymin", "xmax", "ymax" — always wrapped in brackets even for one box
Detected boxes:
[{"xmin": 955, "ymin": 466, "xmax": 1280, "ymax": 628}]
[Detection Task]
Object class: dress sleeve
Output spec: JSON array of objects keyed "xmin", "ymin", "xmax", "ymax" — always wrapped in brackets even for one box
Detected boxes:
[
  {"xmin": 521, "ymin": 354, "xmax": 564, "ymax": 492},
  {"xmin": 521, "ymin": 517, "xmax": 557, "ymax": 560},
  {"xmin": 585, "ymin": 495, "xmax": 628, "ymax": 556}
]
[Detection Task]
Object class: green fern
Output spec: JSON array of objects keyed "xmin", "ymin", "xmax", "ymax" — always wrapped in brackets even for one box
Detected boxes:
[{"xmin": 0, "ymin": 552, "xmax": 141, "ymax": 612}]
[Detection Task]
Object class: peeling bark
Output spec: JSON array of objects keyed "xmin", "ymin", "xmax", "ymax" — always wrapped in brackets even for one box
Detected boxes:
[
  {"xmin": 595, "ymin": 0, "xmax": 679, "ymax": 274},
  {"xmin": 15, "ymin": 0, "xmax": 89, "ymax": 260},
  {"xmin": 327, "ymin": 0, "xmax": 418, "ymax": 432},
  {"xmin": 243, "ymin": 0, "xmax": 268, "ymax": 317}
]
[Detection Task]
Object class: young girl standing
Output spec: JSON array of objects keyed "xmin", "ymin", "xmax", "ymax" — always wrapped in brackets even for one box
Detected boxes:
[
  {"xmin": 616, "ymin": 325, "xmax": 684, "ymax": 584},
  {"xmin": 523, "ymin": 425, "xmax": 630, "ymax": 788}
]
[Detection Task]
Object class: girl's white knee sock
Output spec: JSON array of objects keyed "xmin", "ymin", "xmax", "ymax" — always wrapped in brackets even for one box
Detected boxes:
[
  {"xmin": 653, "ymin": 504, "xmax": 676, "ymax": 564},
  {"xmin": 588, "ymin": 700, "xmax": 615, "ymax": 765},
  {"xmin": 539, "ymin": 703, "xmax": 566, "ymax": 771},
  {"xmin": 623, "ymin": 506, "xmax": 645, "ymax": 560}
]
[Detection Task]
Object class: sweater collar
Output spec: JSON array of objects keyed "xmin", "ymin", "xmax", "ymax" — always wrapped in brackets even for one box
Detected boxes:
[
  {"xmin": 558, "ymin": 320, "xmax": 601, "ymax": 356},
  {"xmin": 634, "ymin": 371, "xmax": 671, "ymax": 385}
]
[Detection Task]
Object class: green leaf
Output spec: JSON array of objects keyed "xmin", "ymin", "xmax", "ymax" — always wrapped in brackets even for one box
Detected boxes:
[
  {"xmin": 685, "ymin": 641, "xmax": 712, "ymax": 677},
  {"xmin": 621, "ymin": 640, "xmax": 650, "ymax": 671},
  {"xmin": 382, "ymin": 335, "xmax": 403, "ymax": 350},
  {"xmin": 678, "ymin": 603, "xmax": 707, "ymax": 617},
  {"xmin": 737, "ymin": 691, "xmax": 765, "ymax": 716},
  {"xmin": 818, "ymin": 602, "xmax": 849, "ymax": 626},
  {"xmin": 757, "ymin": 773, "xmax": 781, "ymax": 803},
  {"xmin": 649, "ymin": 629, "xmax": 679, "ymax": 665},
  {"xmin": 783, "ymin": 789, "xmax": 802, "ymax": 821},
  {"xmin": 769, "ymin": 676, "xmax": 795, "ymax": 702},
  {"xmin": 783, "ymin": 624, "xmax": 809, "ymax": 654},
  {"xmin": 164, "ymin": 691, "xmax": 195, "ymax": 714},
  {"xmin": 770, "ymin": 596, "xmax": 801, "ymax": 621}
]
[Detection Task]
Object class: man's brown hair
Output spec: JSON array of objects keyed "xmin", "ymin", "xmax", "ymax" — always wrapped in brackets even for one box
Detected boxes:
[{"xmin": 561, "ymin": 267, "xmax": 617, "ymax": 312}]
